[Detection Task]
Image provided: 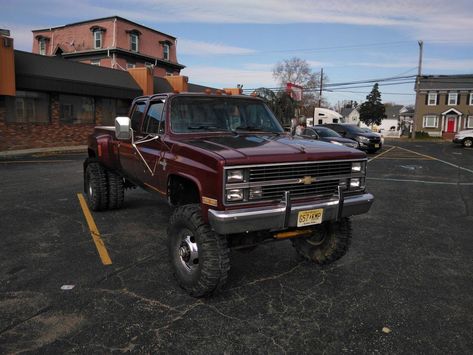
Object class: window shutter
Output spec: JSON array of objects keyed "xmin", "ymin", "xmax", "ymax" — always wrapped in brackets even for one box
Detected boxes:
[
  {"xmin": 457, "ymin": 94, "xmax": 460, "ymax": 105},
  {"xmin": 445, "ymin": 93, "xmax": 449, "ymax": 105},
  {"xmin": 436, "ymin": 92, "xmax": 439, "ymax": 105},
  {"xmin": 425, "ymin": 93, "xmax": 428, "ymax": 105}
]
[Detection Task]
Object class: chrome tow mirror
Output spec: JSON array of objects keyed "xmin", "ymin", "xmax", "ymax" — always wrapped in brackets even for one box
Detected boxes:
[{"xmin": 115, "ymin": 116, "xmax": 132, "ymax": 140}]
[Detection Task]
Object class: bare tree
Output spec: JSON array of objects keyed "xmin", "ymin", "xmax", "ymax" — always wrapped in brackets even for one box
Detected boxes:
[{"xmin": 273, "ymin": 57, "xmax": 328, "ymax": 112}]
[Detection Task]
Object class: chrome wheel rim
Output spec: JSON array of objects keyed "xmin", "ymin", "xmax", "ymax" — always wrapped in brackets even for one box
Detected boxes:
[
  {"xmin": 465, "ymin": 139, "xmax": 472, "ymax": 147},
  {"xmin": 178, "ymin": 234, "xmax": 199, "ymax": 272}
]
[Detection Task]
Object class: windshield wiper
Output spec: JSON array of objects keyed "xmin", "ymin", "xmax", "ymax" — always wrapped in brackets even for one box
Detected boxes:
[
  {"xmin": 187, "ymin": 125, "xmax": 221, "ymax": 131},
  {"xmin": 235, "ymin": 125, "xmax": 263, "ymax": 131}
]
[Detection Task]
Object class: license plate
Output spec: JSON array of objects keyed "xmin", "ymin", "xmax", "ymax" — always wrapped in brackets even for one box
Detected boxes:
[
  {"xmin": 297, "ymin": 208, "xmax": 324, "ymax": 227},
  {"xmin": 374, "ymin": 144, "xmax": 380, "ymax": 148}
]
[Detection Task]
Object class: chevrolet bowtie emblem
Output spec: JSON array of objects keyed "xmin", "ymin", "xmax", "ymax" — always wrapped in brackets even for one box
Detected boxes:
[{"xmin": 302, "ymin": 176, "xmax": 314, "ymax": 185}]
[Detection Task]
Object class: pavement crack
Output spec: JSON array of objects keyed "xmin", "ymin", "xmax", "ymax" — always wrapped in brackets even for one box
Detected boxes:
[
  {"xmin": 0, "ymin": 305, "xmax": 52, "ymax": 335},
  {"xmin": 229, "ymin": 262, "xmax": 304, "ymax": 291}
]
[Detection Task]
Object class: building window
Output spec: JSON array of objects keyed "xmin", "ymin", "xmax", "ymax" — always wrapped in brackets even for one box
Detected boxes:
[
  {"xmin": 39, "ymin": 38, "xmax": 46, "ymax": 55},
  {"xmin": 93, "ymin": 30, "xmax": 102, "ymax": 49},
  {"xmin": 91, "ymin": 59, "xmax": 100, "ymax": 66},
  {"xmin": 126, "ymin": 62, "xmax": 136, "ymax": 69},
  {"xmin": 467, "ymin": 116, "xmax": 473, "ymax": 129},
  {"xmin": 423, "ymin": 115, "xmax": 438, "ymax": 128},
  {"xmin": 470, "ymin": 93, "xmax": 473, "ymax": 106},
  {"xmin": 427, "ymin": 92, "xmax": 437, "ymax": 106},
  {"xmin": 59, "ymin": 94, "xmax": 95, "ymax": 124},
  {"xmin": 448, "ymin": 92, "xmax": 458, "ymax": 106},
  {"xmin": 163, "ymin": 43, "xmax": 170, "ymax": 60},
  {"xmin": 130, "ymin": 33, "xmax": 139, "ymax": 52},
  {"xmin": 5, "ymin": 91, "xmax": 50, "ymax": 123},
  {"xmin": 96, "ymin": 98, "xmax": 130, "ymax": 126}
]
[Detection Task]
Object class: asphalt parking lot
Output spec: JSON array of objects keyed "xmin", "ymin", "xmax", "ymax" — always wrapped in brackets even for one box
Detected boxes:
[{"xmin": 1, "ymin": 141, "xmax": 472, "ymax": 354}]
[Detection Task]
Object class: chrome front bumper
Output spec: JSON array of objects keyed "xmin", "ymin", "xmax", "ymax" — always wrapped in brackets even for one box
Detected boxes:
[{"xmin": 208, "ymin": 193, "xmax": 374, "ymax": 235}]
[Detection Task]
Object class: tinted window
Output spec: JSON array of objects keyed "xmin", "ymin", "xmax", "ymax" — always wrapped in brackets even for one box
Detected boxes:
[
  {"xmin": 314, "ymin": 127, "xmax": 341, "ymax": 138},
  {"xmin": 170, "ymin": 96, "xmax": 283, "ymax": 133},
  {"xmin": 130, "ymin": 101, "xmax": 146, "ymax": 132},
  {"xmin": 143, "ymin": 101, "xmax": 165, "ymax": 134},
  {"xmin": 303, "ymin": 128, "xmax": 317, "ymax": 137},
  {"xmin": 344, "ymin": 125, "xmax": 366, "ymax": 134}
]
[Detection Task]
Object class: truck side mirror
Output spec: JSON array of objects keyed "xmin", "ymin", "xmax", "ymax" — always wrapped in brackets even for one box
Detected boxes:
[{"xmin": 115, "ymin": 116, "xmax": 132, "ymax": 140}]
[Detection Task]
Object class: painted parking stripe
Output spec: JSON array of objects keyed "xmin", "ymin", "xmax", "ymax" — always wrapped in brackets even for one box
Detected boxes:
[
  {"xmin": 0, "ymin": 160, "xmax": 74, "ymax": 164},
  {"xmin": 395, "ymin": 146, "xmax": 473, "ymax": 174},
  {"xmin": 367, "ymin": 177, "xmax": 473, "ymax": 186},
  {"xmin": 77, "ymin": 193, "xmax": 112, "ymax": 265},
  {"xmin": 368, "ymin": 146, "xmax": 396, "ymax": 163}
]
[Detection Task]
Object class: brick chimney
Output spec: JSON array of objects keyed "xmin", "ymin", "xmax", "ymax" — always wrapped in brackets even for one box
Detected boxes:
[{"xmin": 0, "ymin": 29, "xmax": 15, "ymax": 96}]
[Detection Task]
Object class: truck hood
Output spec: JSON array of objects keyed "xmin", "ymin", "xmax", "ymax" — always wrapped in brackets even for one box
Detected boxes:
[{"xmin": 182, "ymin": 134, "xmax": 365, "ymax": 164}]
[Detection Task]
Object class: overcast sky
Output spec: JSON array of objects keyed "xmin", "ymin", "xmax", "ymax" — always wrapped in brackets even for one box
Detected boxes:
[{"xmin": 2, "ymin": 0, "xmax": 473, "ymax": 106}]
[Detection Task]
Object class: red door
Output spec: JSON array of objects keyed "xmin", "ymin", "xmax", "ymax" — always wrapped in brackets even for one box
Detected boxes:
[{"xmin": 447, "ymin": 117, "xmax": 455, "ymax": 132}]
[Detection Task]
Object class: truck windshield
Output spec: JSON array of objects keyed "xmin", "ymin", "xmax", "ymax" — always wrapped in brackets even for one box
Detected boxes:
[{"xmin": 170, "ymin": 96, "xmax": 284, "ymax": 134}]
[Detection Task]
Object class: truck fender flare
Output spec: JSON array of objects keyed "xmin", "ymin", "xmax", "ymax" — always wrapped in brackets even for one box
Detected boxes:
[{"xmin": 167, "ymin": 172, "xmax": 203, "ymax": 200}]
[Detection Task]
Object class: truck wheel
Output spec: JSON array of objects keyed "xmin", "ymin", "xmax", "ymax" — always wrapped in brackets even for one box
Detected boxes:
[
  {"xmin": 85, "ymin": 162, "xmax": 108, "ymax": 211},
  {"xmin": 107, "ymin": 171, "xmax": 124, "ymax": 209},
  {"xmin": 292, "ymin": 218, "xmax": 352, "ymax": 265},
  {"xmin": 167, "ymin": 204, "xmax": 230, "ymax": 297},
  {"xmin": 463, "ymin": 138, "xmax": 473, "ymax": 147}
]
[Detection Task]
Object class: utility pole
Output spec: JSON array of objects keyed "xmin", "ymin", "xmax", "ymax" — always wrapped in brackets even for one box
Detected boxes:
[
  {"xmin": 412, "ymin": 40, "xmax": 423, "ymax": 139},
  {"xmin": 318, "ymin": 68, "xmax": 323, "ymax": 107}
]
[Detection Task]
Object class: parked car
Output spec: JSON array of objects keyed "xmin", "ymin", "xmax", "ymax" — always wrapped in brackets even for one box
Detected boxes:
[
  {"xmin": 322, "ymin": 124, "xmax": 382, "ymax": 153},
  {"xmin": 360, "ymin": 127, "xmax": 385, "ymax": 145},
  {"xmin": 453, "ymin": 130, "xmax": 473, "ymax": 147},
  {"xmin": 301, "ymin": 126, "xmax": 359, "ymax": 149}
]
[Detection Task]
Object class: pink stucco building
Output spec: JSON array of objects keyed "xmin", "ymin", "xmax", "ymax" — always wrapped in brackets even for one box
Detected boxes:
[{"xmin": 32, "ymin": 16, "xmax": 185, "ymax": 77}]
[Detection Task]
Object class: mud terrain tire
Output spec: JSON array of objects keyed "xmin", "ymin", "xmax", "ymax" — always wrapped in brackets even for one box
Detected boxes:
[
  {"xmin": 292, "ymin": 218, "xmax": 352, "ymax": 265},
  {"xmin": 107, "ymin": 170, "xmax": 124, "ymax": 209},
  {"xmin": 85, "ymin": 162, "xmax": 108, "ymax": 211},
  {"xmin": 168, "ymin": 204, "xmax": 230, "ymax": 297}
]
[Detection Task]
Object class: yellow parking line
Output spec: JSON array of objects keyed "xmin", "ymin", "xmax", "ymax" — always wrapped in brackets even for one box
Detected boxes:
[
  {"xmin": 0, "ymin": 160, "xmax": 74, "ymax": 164},
  {"xmin": 368, "ymin": 146, "xmax": 396, "ymax": 163},
  {"xmin": 77, "ymin": 193, "xmax": 112, "ymax": 265}
]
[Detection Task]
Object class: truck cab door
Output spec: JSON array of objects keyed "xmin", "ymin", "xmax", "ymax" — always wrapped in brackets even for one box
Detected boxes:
[
  {"xmin": 118, "ymin": 100, "xmax": 147, "ymax": 182},
  {"xmin": 133, "ymin": 98, "xmax": 168, "ymax": 194}
]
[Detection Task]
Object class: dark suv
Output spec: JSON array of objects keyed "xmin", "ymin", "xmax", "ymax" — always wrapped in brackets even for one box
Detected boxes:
[{"xmin": 321, "ymin": 124, "xmax": 382, "ymax": 153}]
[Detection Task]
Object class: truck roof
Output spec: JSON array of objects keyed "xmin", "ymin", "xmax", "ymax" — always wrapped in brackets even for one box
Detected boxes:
[{"xmin": 132, "ymin": 92, "xmax": 263, "ymax": 102}]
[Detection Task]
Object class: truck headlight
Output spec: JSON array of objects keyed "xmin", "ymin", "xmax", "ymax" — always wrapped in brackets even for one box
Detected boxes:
[
  {"xmin": 249, "ymin": 186, "xmax": 263, "ymax": 199},
  {"xmin": 352, "ymin": 162, "xmax": 366, "ymax": 173},
  {"xmin": 350, "ymin": 178, "xmax": 360, "ymax": 188},
  {"xmin": 227, "ymin": 169, "xmax": 244, "ymax": 183},
  {"xmin": 358, "ymin": 136, "xmax": 370, "ymax": 143},
  {"xmin": 226, "ymin": 189, "xmax": 244, "ymax": 201}
]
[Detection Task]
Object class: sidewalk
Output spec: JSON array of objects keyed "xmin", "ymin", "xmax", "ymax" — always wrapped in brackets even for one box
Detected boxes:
[{"xmin": 0, "ymin": 145, "xmax": 87, "ymax": 159}]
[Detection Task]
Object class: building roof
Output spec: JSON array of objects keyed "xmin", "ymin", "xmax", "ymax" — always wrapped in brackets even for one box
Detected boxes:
[
  {"xmin": 417, "ymin": 74, "xmax": 473, "ymax": 91},
  {"xmin": 14, "ymin": 50, "xmax": 142, "ymax": 99},
  {"xmin": 32, "ymin": 16, "xmax": 176, "ymax": 40},
  {"xmin": 384, "ymin": 104, "xmax": 403, "ymax": 119},
  {"xmin": 340, "ymin": 107, "xmax": 355, "ymax": 117},
  {"xmin": 153, "ymin": 77, "xmax": 218, "ymax": 94}
]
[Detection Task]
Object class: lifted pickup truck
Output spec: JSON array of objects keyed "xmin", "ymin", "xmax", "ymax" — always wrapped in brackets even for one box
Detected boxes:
[{"xmin": 84, "ymin": 92, "xmax": 374, "ymax": 297}]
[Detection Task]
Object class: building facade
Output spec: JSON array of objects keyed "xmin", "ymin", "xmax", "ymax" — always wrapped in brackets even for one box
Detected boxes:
[
  {"xmin": 414, "ymin": 75, "xmax": 473, "ymax": 137},
  {"xmin": 31, "ymin": 16, "xmax": 185, "ymax": 77}
]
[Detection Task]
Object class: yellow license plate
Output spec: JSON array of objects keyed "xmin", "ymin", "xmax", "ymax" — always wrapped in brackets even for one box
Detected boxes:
[
  {"xmin": 297, "ymin": 208, "xmax": 323, "ymax": 227},
  {"xmin": 374, "ymin": 144, "xmax": 380, "ymax": 148}
]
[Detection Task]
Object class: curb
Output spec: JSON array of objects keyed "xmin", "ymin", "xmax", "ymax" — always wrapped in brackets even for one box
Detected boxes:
[{"xmin": 0, "ymin": 146, "xmax": 87, "ymax": 159}]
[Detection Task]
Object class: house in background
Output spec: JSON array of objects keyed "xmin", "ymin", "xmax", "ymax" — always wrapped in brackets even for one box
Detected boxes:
[
  {"xmin": 340, "ymin": 107, "xmax": 360, "ymax": 125},
  {"xmin": 414, "ymin": 75, "xmax": 473, "ymax": 137},
  {"xmin": 399, "ymin": 105, "xmax": 415, "ymax": 135},
  {"xmin": 31, "ymin": 16, "xmax": 185, "ymax": 77},
  {"xmin": 377, "ymin": 104, "xmax": 403, "ymax": 136}
]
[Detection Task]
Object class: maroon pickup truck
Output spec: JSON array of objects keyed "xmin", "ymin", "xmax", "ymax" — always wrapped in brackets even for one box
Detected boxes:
[{"xmin": 84, "ymin": 92, "xmax": 374, "ymax": 297}]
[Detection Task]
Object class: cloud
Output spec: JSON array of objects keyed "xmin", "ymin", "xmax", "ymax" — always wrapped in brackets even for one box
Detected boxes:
[
  {"xmin": 178, "ymin": 39, "xmax": 256, "ymax": 55},
  {"xmin": 181, "ymin": 66, "xmax": 275, "ymax": 88},
  {"xmin": 3, "ymin": 24, "xmax": 33, "ymax": 51}
]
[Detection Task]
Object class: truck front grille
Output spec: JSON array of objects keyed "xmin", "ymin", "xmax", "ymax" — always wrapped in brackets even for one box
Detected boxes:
[
  {"xmin": 249, "ymin": 161, "xmax": 352, "ymax": 182},
  {"xmin": 261, "ymin": 180, "xmax": 339, "ymax": 200}
]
